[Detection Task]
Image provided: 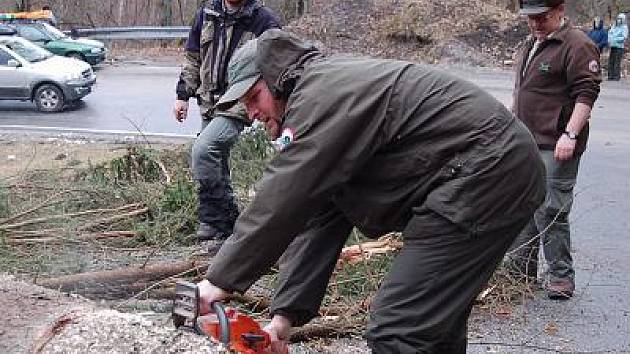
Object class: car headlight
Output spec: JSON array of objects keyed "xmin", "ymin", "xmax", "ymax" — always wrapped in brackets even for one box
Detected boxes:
[
  {"xmin": 63, "ymin": 72, "xmax": 83, "ymax": 82},
  {"xmin": 90, "ymin": 47, "xmax": 102, "ymax": 54}
]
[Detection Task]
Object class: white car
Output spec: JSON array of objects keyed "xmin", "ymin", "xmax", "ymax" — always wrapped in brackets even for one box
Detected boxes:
[{"xmin": 0, "ymin": 34, "xmax": 96, "ymax": 112}]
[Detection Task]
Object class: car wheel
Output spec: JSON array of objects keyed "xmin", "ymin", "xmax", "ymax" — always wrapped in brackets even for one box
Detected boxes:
[
  {"xmin": 34, "ymin": 84, "xmax": 65, "ymax": 113},
  {"xmin": 67, "ymin": 52, "xmax": 86, "ymax": 62}
]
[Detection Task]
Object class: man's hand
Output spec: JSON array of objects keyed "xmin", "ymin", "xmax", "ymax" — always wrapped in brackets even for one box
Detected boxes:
[
  {"xmin": 174, "ymin": 99, "xmax": 189, "ymax": 122},
  {"xmin": 263, "ymin": 314, "xmax": 291, "ymax": 354},
  {"xmin": 197, "ymin": 279, "xmax": 231, "ymax": 315},
  {"xmin": 555, "ymin": 134, "xmax": 576, "ymax": 161}
]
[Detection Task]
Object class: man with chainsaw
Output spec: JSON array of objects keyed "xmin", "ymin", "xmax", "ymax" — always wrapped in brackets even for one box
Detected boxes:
[
  {"xmin": 197, "ymin": 29, "xmax": 546, "ymax": 352},
  {"xmin": 507, "ymin": 0, "xmax": 601, "ymax": 299},
  {"xmin": 173, "ymin": 0, "xmax": 280, "ymax": 251}
]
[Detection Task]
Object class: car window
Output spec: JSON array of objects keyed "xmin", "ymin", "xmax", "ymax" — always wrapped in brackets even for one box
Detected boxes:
[
  {"xmin": 17, "ymin": 25, "xmax": 51, "ymax": 42},
  {"xmin": 0, "ymin": 47, "xmax": 14, "ymax": 66},
  {"xmin": 2, "ymin": 38, "xmax": 52, "ymax": 63},
  {"xmin": 40, "ymin": 23, "xmax": 66, "ymax": 40}
]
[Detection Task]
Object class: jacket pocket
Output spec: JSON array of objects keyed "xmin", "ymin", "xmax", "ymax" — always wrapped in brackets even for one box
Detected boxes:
[
  {"xmin": 544, "ymin": 178, "xmax": 576, "ymax": 213},
  {"xmin": 200, "ymin": 21, "xmax": 214, "ymax": 49}
]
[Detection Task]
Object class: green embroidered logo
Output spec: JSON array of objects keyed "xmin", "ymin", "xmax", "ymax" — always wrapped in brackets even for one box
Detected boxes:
[{"xmin": 539, "ymin": 62, "xmax": 551, "ymax": 73}]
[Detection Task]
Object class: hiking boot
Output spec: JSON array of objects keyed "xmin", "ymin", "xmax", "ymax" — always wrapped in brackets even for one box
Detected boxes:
[
  {"xmin": 195, "ymin": 223, "xmax": 224, "ymax": 241},
  {"xmin": 546, "ymin": 278, "xmax": 574, "ymax": 300}
]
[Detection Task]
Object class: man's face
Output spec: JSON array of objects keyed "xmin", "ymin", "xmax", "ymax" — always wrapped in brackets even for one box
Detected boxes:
[
  {"xmin": 241, "ymin": 80, "xmax": 287, "ymax": 139},
  {"xmin": 526, "ymin": 5, "xmax": 564, "ymax": 40}
]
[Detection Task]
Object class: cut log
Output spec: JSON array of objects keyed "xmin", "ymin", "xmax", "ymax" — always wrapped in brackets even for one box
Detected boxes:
[
  {"xmin": 338, "ymin": 234, "xmax": 402, "ymax": 264},
  {"xmin": 36, "ymin": 260, "xmax": 208, "ymax": 300}
]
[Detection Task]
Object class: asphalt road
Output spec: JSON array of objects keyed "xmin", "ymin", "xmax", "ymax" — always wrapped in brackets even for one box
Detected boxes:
[
  {"xmin": 1, "ymin": 63, "xmax": 629, "ymax": 352},
  {"xmin": 0, "ymin": 64, "xmax": 201, "ymax": 137}
]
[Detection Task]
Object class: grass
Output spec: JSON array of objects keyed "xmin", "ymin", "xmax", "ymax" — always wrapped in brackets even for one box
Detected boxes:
[{"xmin": 0, "ymin": 127, "xmax": 273, "ymax": 277}]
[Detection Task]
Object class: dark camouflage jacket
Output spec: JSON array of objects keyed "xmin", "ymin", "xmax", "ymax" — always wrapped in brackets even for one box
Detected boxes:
[{"xmin": 176, "ymin": 0, "xmax": 280, "ymax": 118}]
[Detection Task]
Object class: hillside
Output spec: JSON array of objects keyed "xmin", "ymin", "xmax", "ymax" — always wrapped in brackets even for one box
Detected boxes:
[{"xmin": 287, "ymin": 0, "xmax": 528, "ymax": 66}]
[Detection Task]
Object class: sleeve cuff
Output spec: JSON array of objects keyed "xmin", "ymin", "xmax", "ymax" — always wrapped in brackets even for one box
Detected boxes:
[
  {"xmin": 576, "ymin": 95, "xmax": 596, "ymax": 107},
  {"xmin": 269, "ymin": 309, "xmax": 297, "ymax": 327},
  {"xmin": 206, "ymin": 272, "xmax": 240, "ymax": 294}
]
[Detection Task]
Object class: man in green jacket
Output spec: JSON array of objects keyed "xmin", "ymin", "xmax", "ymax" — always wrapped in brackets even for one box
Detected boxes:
[{"xmin": 197, "ymin": 29, "xmax": 545, "ymax": 352}]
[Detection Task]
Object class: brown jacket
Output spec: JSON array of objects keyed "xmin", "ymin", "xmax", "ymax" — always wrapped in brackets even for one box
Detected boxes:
[
  {"xmin": 207, "ymin": 30, "xmax": 545, "ymax": 294},
  {"xmin": 513, "ymin": 20, "xmax": 601, "ymax": 153}
]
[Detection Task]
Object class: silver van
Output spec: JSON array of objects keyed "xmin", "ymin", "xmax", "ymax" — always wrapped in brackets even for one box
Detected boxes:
[{"xmin": 0, "ymin": 34, "xmax": 96, "ymax": 112}]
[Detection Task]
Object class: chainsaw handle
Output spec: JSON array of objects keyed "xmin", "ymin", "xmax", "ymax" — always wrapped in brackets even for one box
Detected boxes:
[{"xmin": 211, "ymin": 301, "xmax": 231, "ymax": 346}]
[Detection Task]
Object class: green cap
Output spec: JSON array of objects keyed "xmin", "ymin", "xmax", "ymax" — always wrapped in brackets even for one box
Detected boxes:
[{"xmin": 216, "ymin": 39, "xmax": 261, "ymax": 108}]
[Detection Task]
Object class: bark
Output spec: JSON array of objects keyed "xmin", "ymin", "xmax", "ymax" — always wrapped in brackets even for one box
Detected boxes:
[{"xmin": 36, "ymin": 260, "xmax": 209, "ymax": 299}]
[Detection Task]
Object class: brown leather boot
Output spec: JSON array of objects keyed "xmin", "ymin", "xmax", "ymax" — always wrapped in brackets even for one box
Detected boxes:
[{"xmin": 546, "ymin": 278, "xmax": 574, "ymax": 299}]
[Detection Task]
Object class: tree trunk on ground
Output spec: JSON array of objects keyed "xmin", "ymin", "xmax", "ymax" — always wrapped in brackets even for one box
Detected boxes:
[{"xmin": 36, "ymin": 260, "xmax": 208, "ymax": 299}]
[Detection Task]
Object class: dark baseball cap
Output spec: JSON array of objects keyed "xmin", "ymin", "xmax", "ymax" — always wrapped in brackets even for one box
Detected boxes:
[{"xmin": 520, "ymin": 0, "xmax": 564, "ymax": 15}]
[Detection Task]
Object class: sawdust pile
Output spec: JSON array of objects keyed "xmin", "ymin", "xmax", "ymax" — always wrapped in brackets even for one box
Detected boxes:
[
  {"xmin": 288, "ymin": 0, "xmax": 530, "ymax": 66},
  {"xmin": 40, "ymin": 310, "xmax": 216, "ymax": 354}
]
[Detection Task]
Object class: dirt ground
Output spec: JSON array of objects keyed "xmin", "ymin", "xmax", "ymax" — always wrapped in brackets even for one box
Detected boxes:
[{"xmin": 0, "ymin": 134, "xmax": 130, "ymax": 179}]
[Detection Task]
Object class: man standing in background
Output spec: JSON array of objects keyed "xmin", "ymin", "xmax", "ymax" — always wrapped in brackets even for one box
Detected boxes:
[
  {"xmin": 173, "ymin": 0, "xmax": 280, "ymax": 251},
  {"xmin": 509, "ymin": 0, "xmax": 601, "ymax": 299},
  {"xmin": 42, "ymin": 5, "xmax": 58, "ymax": 26}
]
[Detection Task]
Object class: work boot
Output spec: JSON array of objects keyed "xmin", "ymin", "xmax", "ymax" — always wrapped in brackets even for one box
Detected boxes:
[
  {"xmin": 195, "ymin": 222, "xmax": 225, "ymax": 242},
  {"xmin": 195, "ymin": 222, "xmax": 213, "ymax": 241},
  {"xmin": 546, "ymin": 278, "xmax": 574, "ymax": 300}
]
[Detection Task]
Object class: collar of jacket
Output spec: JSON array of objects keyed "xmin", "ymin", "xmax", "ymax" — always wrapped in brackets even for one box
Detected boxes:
[
  {"xmin": 525, "ymin": 18, "xmax": 572, "ymax": 47},
  {"xmin": 207, "ymin": 0, "xmax": 261, "ymax": 20}
]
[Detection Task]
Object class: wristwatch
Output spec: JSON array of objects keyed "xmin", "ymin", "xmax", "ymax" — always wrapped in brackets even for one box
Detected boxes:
[{"xmin": 564, "ymin": 130, "xmax": 578, "ymax": 140}]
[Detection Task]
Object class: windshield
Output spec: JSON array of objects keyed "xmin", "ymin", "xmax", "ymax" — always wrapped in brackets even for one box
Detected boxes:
[
  {"xmin": 1, "ymin": 37, "xmax": 53, "ymax": 62},
  {"xmin": 41, "ymin": 22, "xmax": 67, "ymax": 40}
]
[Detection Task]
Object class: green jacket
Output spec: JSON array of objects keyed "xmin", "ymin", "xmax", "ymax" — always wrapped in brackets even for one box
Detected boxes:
[{"xmin": 207, "ymin": 30, "xmax": 545, "ymax": 293}]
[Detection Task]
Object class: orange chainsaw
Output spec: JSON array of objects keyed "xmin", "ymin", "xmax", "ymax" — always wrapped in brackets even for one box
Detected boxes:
[{"xmin": 172, "ymin": 281, "xmax": 275, "ymax": 354}]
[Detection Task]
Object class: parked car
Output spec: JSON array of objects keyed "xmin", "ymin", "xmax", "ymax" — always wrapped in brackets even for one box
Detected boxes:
[
  {"xmin": 4, "ymin": 21, "xmax": 107, "ymax": 65},
  {"xmin": 0, "ymin": 23, "xmax": 15, "ymax": 35},
  {"xmin": 0, "ymin": 33, "xmax": 96, "ymax": 112}
]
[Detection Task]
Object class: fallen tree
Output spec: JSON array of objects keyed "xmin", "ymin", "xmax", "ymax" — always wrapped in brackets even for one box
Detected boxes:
[{"xmin": 36, "ymin": 260, "xmax": 208, "ymax": 299}]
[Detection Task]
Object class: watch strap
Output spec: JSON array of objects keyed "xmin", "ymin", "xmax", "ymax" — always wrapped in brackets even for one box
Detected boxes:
[{"xmin": 564, "ymin": 130, "xmax": 578, "ymax": 140}]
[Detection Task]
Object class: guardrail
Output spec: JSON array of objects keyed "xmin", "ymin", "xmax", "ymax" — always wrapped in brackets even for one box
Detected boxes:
[{"xmin": 65, "ymin": 26, "xmax": 191, "ymax": 40}]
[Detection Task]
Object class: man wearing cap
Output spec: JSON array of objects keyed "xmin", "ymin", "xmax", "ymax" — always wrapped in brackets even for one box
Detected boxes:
[
  {"xmin": 508, "ymin": 0, "xmax": 601, "ymax": 299},
  {"xmin": 173, "ymin": 0, "xmax": 280, "ymax": 248},
  {"xmin": 195, "ymin": 29, "xmax": 546, "ymax": 352}
]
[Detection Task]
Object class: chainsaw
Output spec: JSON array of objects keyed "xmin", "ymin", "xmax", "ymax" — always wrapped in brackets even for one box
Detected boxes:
[{"xmin": 172, "ymin": 281, "xmax": 275, "ymax": 354}]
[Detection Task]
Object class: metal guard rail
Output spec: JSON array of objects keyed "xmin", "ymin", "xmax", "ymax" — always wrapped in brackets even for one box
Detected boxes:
[{"xmin": 65, "ymin": 26, "xmax": 191, "ymax": 40}]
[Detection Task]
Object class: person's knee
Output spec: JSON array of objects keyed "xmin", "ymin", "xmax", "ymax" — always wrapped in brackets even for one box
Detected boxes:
[{"xmin": 191, "ymin": 139, "xmax": 207, "ymax": 166}]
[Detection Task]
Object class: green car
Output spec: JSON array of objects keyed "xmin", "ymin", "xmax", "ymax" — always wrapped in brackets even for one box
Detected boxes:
[{"xmin": 7, "ymin": 22, "xmax": 106, "ymax": 65}]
